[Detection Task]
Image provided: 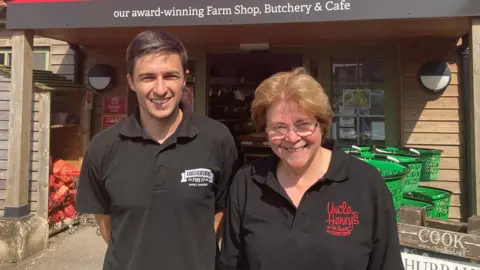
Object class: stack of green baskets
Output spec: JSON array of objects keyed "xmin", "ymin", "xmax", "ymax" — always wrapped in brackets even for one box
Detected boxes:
[
  {"xmin": 403, "ymin": 186, "xmax": 453, "ymax": 220},
  {"xmin": 355, "ymin": 155, "xmax": 410, "ymax": 211},
  {"xmin": 373, "ymin": 147, "xmax": 443, "ymax": 181},
  {"xmin": 341, "ymin": 145, "xmax": 372, "ymax": 153},
  {"xmin": 353, "ymin": 151, "xmax": 424, "ymax": 193},
  {"xmin": 343, "ymin": 144, "xmax": 452, "ymax": 220},
  {"xmin": 401, "ymin": 198, "xmax": 435, "ymax": 219}
]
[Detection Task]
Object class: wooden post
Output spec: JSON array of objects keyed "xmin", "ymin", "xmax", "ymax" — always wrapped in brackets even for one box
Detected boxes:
[
  {"xmin": 4, "ymin": 30, "xmax": 34, "ymax": 218},
  {"xmin": 36, "ymin": 92, "xmax": 51, "ymax": 220},
  {"xmin": 470, "ymin": 18, "xmax": 480, "ymax": 216},
  {"xmin": 468, "ymin": 216, "xmax": 480, "ymax": 236},
  {"xmin": 194, "ymin": 51, "xmax": 207, "ymax": 115},
  {"xmin": 80, "ymin": 91, "xmax": 92, "ymax": 157}
]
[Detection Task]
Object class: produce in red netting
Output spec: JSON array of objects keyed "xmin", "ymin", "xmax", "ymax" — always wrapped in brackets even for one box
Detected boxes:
[{"xmin": 48, "ymin": 159, "xmax": 80, "ymax": 226}]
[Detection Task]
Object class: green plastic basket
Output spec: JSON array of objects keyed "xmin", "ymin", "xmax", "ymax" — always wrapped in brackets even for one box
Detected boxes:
[
  {"xmin": 358, "ymin": 157, "xmax": 409, "ymax": 211},
  {"xmin": 341, "ymin": 145, "xmax": 372, "ymax": 153},
  {"xmin": 374, "ymin": 146, "xmax": 443, "ymax": 181},
  {"xmin": 402, "ymin": 198, "xmax": 435, "ymax": 218},
  {"xmin": 351, "ymin": 152, "xmax": 424, "ymax": 193},
  {"xmin": 404, "ymin": 186, "xmax": 453, "ymax": 220}
]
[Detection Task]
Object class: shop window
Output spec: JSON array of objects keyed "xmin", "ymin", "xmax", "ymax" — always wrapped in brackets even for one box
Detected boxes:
[
  {"xmin": 0, "ymin": 47, "xmax": 50, "ymax": 70},
  {"xmin": 330, "ymin": 57, "xmax": 386, "ymax": 146}
]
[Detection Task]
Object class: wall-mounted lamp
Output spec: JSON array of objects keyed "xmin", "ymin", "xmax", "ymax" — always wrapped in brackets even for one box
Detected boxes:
[
  {"xmin": 417, "ymin": 61, "xmax": 452, "ymax": 93},
  {"xmin": 87, "ymin": 64, "xmax": 116, "ymax": 93}
]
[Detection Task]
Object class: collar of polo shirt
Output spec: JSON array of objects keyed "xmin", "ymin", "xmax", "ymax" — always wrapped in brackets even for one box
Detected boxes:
[{"xmin": 251, "ymin": 139, "xmax": 350, "ymax": 185}]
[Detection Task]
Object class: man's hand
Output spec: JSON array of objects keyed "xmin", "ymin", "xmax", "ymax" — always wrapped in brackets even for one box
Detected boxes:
[
  {"xmin": 214, "ymin": 211, "xmax": 225, "ymax": 242},
  {"xmin": 94, "ymin": 214, "xmax": 111, "ymax": 244}
]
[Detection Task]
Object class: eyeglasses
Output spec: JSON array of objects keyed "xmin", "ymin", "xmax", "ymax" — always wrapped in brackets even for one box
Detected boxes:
[{"xmin": 266, "ymin": 122, "xmax": 319, "ymax": 139}]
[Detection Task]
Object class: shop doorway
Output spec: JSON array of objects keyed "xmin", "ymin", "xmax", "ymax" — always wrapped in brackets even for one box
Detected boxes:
[{"xmin": 206, "ymin": 51, "xmax": 304, "ymax": 165}]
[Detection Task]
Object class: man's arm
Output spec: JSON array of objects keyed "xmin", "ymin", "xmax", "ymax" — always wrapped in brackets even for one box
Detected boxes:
[
  {"xmin": 95, "ymin": 214, "xmax": 112, "ymax": 243},
  {"xmin": 75, "ymin": 149, "xmax": 111, "ymax": 244}
]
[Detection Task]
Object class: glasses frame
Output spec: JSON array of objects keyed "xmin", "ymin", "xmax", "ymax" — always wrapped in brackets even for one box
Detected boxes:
[{"xmin": 266, "ymin": 121, "xmax": 319, "ymax": 139}]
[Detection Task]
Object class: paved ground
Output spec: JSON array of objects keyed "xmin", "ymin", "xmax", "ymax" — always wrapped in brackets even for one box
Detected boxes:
[{"xmin": 0, "ymin": 225, "xmax": 106, "ymax": 270}]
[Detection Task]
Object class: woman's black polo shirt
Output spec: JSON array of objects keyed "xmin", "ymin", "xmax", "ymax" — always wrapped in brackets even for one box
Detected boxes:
[
  {"xmin": 75, "ymin": 107, "xmax": 239, "ymax": 270},
  {"xmin": 218, "ymin": 141, "xmax": 404, "ymax": 270}
]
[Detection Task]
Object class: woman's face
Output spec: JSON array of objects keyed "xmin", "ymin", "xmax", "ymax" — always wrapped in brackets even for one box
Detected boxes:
[{"xmin": 266, "ymin": 100, "xmax": 323, "ymax": 171}]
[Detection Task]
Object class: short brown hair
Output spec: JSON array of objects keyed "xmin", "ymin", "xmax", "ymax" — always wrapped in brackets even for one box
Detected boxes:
[
  {"xmin": 126, "ymin": 30, "xmax": 188, "ymax": 76},
  {"xmin": 251, "ymin": 67, "xmax": 333, "ymax": 138}
]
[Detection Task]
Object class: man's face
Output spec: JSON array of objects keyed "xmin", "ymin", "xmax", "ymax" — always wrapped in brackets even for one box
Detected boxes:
[{"xmin": 127, "ymin": 53, "xmax": 185, "ymax": 120}]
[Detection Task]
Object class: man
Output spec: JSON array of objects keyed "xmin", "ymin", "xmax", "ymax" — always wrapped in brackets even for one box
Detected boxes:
[{"xmin": 75, "ymin": 30, "xmax": 239, "ymax": 270}]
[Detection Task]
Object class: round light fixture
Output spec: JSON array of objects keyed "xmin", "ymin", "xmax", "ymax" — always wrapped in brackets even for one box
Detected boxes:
[
  {"xmin": 87, "ymin": 64, "xmax": 116, "ymax": 93},
  {"xmin": 417, "ymin": 61, "xmax": 451, "ymax": 93}
]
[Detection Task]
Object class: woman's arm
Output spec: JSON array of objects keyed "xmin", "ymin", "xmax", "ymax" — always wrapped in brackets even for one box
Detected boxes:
[
  {"xmin": 367, "ymin": 178, "xmax": 404, "ymax": 270},
  {"xmin": 217, "ymin": 169, "xmax": 246, "ymax": 270}
]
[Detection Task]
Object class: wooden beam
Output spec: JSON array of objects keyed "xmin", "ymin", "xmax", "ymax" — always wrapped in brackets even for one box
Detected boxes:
[
  {"xmin": 470, "ymin": 18, "xmax": 480, "ymax": 216},
  {"xmin": 193, "ymin": 51, "xmax": 207, "ymax": 116},
  {"xmin": 80, "ymin": 91, "xmax": 92, "ymax": 157},
  {"xmin": 36, "ymin": 92, "xmax": 51, "ymax": 220},
  {"xmin": 4, "ymin": 30, "xmax": 34, "ymax": 218}
]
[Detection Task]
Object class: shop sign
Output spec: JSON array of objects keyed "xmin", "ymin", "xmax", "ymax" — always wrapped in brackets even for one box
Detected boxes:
[
  {"xmin": 398, "ymin": 223, "xmax": 480, "ymax": 261},
  {"xmin": 103, "ymin": 95, "xmax": 127, "ymax": 114},
  {"xmin": 102, "ymin": 115, "xmax": 126, "ymax": 129},
  {"xmin": 7, "ymin": 0, "xmax": 480, "ymax": 29},
  {"xmin": 401, "ymin": 252, "xmax": 480, "ymax": 270}
]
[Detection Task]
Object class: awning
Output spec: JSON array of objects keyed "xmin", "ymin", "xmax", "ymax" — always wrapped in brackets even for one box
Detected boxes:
[{"xmin": 6, "ymin": 0, "xmax": 480, "ymax": 30}]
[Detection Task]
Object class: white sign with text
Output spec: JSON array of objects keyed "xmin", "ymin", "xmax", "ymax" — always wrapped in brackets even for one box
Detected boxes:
[{"xmin": 402, "ymin": 252, "xmax": 480, "ymax": 270}]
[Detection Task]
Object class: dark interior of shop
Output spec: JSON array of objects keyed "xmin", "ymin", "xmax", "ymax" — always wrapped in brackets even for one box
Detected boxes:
[{"xmin": 207, "ymin": 52, "xmax": 304, "ymax": 165}]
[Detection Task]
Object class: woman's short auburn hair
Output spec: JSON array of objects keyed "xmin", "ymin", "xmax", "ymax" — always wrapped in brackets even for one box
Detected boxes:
[{"xmin": 251, "ymin": 67, "xmax": 333, "ymax": 137}]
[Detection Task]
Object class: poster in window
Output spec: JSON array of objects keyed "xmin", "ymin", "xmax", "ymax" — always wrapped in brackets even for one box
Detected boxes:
[
  {"xmin": 103, "ymin": 95, "xmax": 127, "ymax": 114},
  {"xmin": 342, "ymin": 89, "xmax": 371, "ymax": 109}
]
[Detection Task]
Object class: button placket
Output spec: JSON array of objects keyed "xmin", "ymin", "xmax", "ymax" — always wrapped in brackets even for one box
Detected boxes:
[{"xmin": 153, "ymin": 148, "xmax": 167, "ymax": 189}]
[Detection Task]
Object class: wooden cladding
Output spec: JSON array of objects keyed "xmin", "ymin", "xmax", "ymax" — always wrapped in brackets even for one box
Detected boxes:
[{"xmin": 400, "ymin": 38, "xmax": 464, "ymax": 220}]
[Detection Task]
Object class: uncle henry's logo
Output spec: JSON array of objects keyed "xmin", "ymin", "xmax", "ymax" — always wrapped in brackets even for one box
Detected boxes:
[
  {"xmin": 325, "ymin": 201, "xmax": 359, "ymax": 237},
  {"xmin": 180, "ymin": 168, "xmax": 214, "ymax": 187}
]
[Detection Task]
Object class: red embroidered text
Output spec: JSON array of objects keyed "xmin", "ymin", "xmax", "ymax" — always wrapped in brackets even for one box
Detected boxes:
[{"xmin": 325, "ymin": 201, "xmax": 359, "ymax": 237}]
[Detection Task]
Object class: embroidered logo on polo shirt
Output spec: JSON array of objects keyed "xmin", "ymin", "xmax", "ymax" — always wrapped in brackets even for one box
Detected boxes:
[
  {"xmin": 180, "ymin": 168, "xmax": 214, "ymax": 187},
  {"xmin": 325, "ymin": 201, "xmax": 359, "ymax": 237}
]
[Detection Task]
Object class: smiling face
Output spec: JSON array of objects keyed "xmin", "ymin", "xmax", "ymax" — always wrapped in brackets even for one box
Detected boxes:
[
  {"xmin": 266, "ymin": 100, "xmax": 323, "ymax": 171},
  {"xmin": 127, "ymin": 53, "xmax": 185, "ymax": 121}
]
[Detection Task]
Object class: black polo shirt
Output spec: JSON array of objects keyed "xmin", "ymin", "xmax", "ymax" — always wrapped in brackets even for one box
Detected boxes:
[
  {"xmin": 218, "ymin": 140, "xmax": 403, "ymax": 270},
  {"xmin": 75, "ymin": 105, "xmax": 239, "ymax": 270}
]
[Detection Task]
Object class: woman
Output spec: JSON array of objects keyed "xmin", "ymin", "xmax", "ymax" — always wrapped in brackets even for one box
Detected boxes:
[{"xmin": 217, "ymin": 67, "xmax": 403, "ymax": 270}]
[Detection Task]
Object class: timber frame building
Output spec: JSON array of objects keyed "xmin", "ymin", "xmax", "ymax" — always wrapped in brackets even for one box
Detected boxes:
[{"xmin": 0, "ymin": 0, "xmax": 480, "ymax": 263}]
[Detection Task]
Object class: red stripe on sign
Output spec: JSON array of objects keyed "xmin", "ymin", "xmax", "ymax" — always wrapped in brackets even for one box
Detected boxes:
[{"xmin": 10, "ymin": 0, "xmax": 94, "ymax": 3}]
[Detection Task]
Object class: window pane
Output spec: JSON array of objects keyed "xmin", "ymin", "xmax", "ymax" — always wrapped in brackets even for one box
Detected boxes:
[
  {"xmin": 359, "ymin": 57, "xmax": 384, "ymax": 84},
  {"xmin": 359, "ymin": 116, "xmax": 386, "ymax": 143},
  {"xmin": 7, "ymin": 53, "xmax": 12, "ymax": 66},
  {"xmin": 33, "ymin": 52, "xmax": 47, "ymax": 70},
  {"xmin": 332, "ymin": 59, "xmax": 357, "ymax": 85},
  {"xmin": 0, "ymin": 54, "xmax": 5, "ymax": 65},
  {"xmin": 368, "ymin": 89, "xmax": 385, "ymax": 115}
]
